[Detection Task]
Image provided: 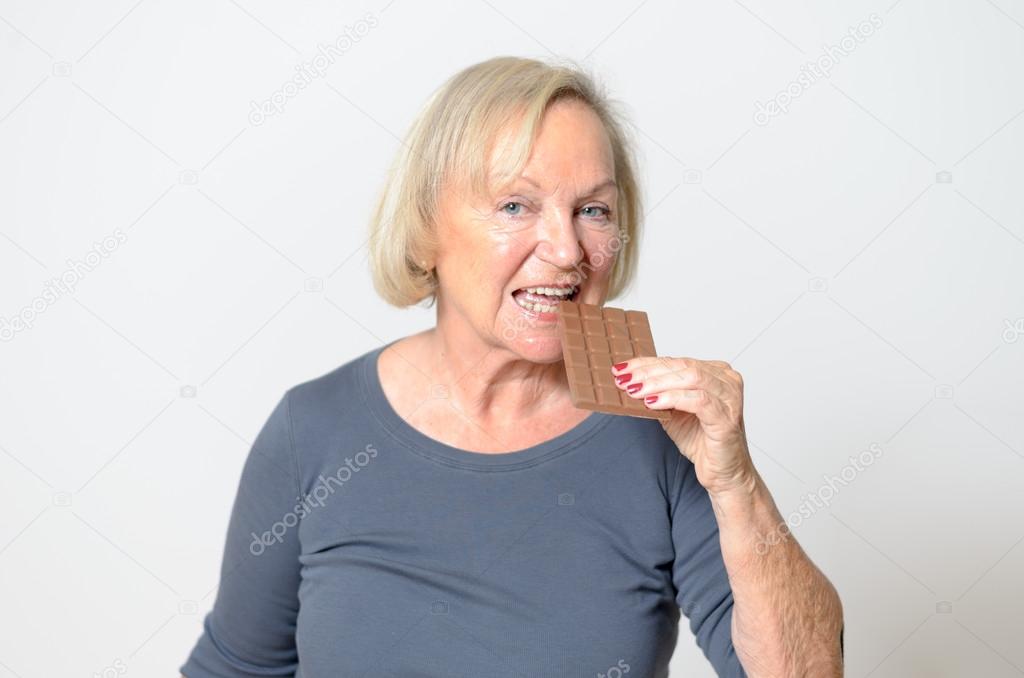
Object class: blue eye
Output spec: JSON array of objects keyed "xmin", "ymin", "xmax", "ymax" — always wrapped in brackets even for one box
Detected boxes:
[
  {"xmin": 501, "ymin": 201, "xmax": 525, "ymax": 216},
  {"xmin": 580, "ymin": 205, "xmax": 610, "ymax": 220}
]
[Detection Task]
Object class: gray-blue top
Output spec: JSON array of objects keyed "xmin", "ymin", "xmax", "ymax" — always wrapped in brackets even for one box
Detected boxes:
[{"xmin": 180, "ymin": 343, "xmax": 745, "ymax": 677}]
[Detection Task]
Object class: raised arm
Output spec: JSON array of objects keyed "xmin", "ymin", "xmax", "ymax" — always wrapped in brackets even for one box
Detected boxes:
[
  {"xmin": 614, "ymin": 356, "xmax": 844, "ymax": 676},
  {"xmin": 711, "ymin": 464, "xmax": 844, "ymax": 677}
]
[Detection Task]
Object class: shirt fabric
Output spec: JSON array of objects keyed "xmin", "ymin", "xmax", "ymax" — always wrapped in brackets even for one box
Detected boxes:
[{"xmin": 180, "ymin": 342, "xmax": 746, "ymax": 677}]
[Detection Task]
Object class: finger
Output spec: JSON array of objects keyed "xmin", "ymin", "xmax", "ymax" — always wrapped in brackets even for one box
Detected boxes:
[
  {"xmin": 610, "ymin": 356, "xmax": 697, "ymax": 389},
  {"xmin": 642, "ymin": 381, "xmax": 741, "ymax": 430},
  {"xmin": 641, "ymin": 388, "xmax": 711, "ymax": 416},
  {"xmin": 612, "ymin": 355, "xmax": 695, "ymax": 375},
  {"xmin": 618, "ymin": 363, "xmax": 727, "ymax": 402}
]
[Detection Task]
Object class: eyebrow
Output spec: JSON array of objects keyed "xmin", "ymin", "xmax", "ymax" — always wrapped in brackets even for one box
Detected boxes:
[{"xmin": 518, "ymin": 176, "xmax": 617, "ymax": 196}]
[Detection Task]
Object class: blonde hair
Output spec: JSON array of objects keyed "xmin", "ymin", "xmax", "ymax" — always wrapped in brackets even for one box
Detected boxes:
[{"xmin": 367, "ymin": 56, "xmax": 643, "ymax": 307}]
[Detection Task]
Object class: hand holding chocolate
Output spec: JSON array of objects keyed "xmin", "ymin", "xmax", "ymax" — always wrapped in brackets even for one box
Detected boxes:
[{"xmin": 556, "ymin": 300, "xmax": 671, "ymax": 420}]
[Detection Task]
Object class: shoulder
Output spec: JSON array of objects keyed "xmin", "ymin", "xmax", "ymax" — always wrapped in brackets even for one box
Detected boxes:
[
  {"xmin": 285, "ymin": 344, "xmax": 381, "ymax": 418},
  {"xmin": 280, "ymin": 343, "xmax": 388, "ymax": 455},
  {"xmin": 265, "ymin": 343, "xmax": 390, "ymax": 488}
]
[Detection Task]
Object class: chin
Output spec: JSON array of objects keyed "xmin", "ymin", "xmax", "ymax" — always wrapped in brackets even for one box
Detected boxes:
[
  {"xmin": 494, "ymin": 320, "xmax": 564, "ymax": 364},
  {"xmin": 512, "ymin": 336, "xmax": 564, "ymax": 364}
]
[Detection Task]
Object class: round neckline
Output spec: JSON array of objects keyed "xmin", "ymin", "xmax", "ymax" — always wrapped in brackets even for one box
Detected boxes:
[{"xmin": 359, "ymin": 340, "xmax": 614, "ymax": 471}]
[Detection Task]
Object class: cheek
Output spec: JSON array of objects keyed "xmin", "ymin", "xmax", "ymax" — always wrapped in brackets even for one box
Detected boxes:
[
  {"xmin": 445, "ymin": 232, "xmax": 521, "ymax": 291},
  {"xmin": 479, "ymin": 231, "xmax": 528, "ymax": 275},
  {"xmin": 581, "ymin": 231, "xmax": 621, "ymax": 276}
]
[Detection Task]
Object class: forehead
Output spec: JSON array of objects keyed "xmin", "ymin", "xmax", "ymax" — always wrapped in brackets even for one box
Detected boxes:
[{"xmin": 488, "ymin": 99, "xmax": 615, "ymax": 194}]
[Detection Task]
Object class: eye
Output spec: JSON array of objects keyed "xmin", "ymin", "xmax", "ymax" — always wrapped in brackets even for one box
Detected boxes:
[
  {"xmin": 500, "ymin": 201, "xmax": 526, "ymax": 217},
  {"xmin": 579, "ymin": 205, "xmax": 611, "ymax": 220}
]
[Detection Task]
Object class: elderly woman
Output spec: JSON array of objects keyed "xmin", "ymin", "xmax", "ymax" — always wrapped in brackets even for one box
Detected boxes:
[{"xmin": 181, "ymin": 57, "xmax": 843, "ymax": 677}]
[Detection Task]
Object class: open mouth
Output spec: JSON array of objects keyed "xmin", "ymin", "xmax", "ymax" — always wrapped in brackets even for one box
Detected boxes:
[{"xmin": 511, "ymin": 284, "xmax": 579, "ymax": 313}]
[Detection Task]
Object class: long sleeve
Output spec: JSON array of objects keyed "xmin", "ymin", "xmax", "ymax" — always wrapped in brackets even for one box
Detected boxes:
[
  {"xmin": 180, "ymin": 392, "xmax": 303, "ymax": 678},
  {"xmin": 670, "ymin": 453, "xmax": 747, "ymax": 677}
]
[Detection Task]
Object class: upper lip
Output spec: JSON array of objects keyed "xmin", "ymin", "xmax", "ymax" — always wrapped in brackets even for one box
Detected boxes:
[{"xmin": 514, "ymin": 283, "xmax": 577, "ymax": 290}]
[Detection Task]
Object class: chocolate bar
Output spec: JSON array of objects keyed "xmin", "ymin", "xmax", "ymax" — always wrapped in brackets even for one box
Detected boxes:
[{"xmin": 556, "ymin": 300, "xmax": 671, "ymax": 420}]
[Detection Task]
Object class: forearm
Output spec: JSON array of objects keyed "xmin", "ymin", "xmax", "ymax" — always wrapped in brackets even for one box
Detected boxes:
[{"xmin": 709, "ymin": 466, "xmax": 844, "ymax": 677}]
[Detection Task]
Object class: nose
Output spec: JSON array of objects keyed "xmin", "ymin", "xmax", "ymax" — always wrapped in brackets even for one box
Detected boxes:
[{"xmin": 535, "ymin": 208, "xmax": 583, "ymax": 269}]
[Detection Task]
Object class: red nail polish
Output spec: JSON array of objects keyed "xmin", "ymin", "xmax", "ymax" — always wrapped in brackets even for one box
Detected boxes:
[
  {"xmin": 613, "ymin": 362, "xmax": 629, "ymax": 371},
  {"xmin": 627, "ymin": 382, "xmax": 642, "ymax": 394},
  {"xmin": 645, "ymin": 395, "xmax": 659, "ymax": 404},
  {"xmin": 615, "ymin": 373, "xmax": 631, "ymax": 385}
]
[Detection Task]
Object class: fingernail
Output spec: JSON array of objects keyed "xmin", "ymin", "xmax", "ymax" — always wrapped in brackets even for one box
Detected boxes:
[
  {"xmin": 615, "ymin": 373, "xmax": 632, "ymax": 385},
  {"xmin": 627, "ymin": 382, "xmax": 642, "ymax": 394},
  {"xmin": 645, "ymin": 395, "xmax": 659, "ymax": 404},
  {"xmin": 613, "ymin": 362, "xmax": 629, "ymax": 371}
]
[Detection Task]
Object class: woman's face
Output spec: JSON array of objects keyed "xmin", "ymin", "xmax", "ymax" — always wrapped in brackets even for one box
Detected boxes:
[{"xmin": 433, "ymin": 98, "xmax": 623, "ymax": 363}]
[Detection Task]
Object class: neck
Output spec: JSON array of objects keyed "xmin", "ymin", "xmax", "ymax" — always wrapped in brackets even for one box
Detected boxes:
[{"xmin": 417, "ymin": 315, "xmax": 569, "ymax": 426}]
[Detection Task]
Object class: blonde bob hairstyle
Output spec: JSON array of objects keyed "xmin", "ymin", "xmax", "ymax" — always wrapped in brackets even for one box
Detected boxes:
[{"xmin": 367, "ymin": 56, "xmax": 644, "ymax": 308}]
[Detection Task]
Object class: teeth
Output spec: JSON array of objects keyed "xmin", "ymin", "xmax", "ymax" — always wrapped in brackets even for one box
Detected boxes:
[
  {"xmin": 523, "ymin": 285, "xmax": 576, "ymax": 297},
  {"xmin": 513, "ymin": 296, "xmax": 555, "ymax": 313},
  {"xmin": 513, "ymin": 285, "xmax": 577, "ymax": 313}
]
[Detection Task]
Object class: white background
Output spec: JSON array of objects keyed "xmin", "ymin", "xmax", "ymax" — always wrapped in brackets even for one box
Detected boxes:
[{"xmin": 1, "ymin": 1, "xmax": 1023, "ymax": 676}]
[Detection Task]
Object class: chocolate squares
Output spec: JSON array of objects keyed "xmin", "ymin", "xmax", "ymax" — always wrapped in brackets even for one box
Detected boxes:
[{"xmin": 556, "ymin": 300, "xmax": 671, "ymax": 420}]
